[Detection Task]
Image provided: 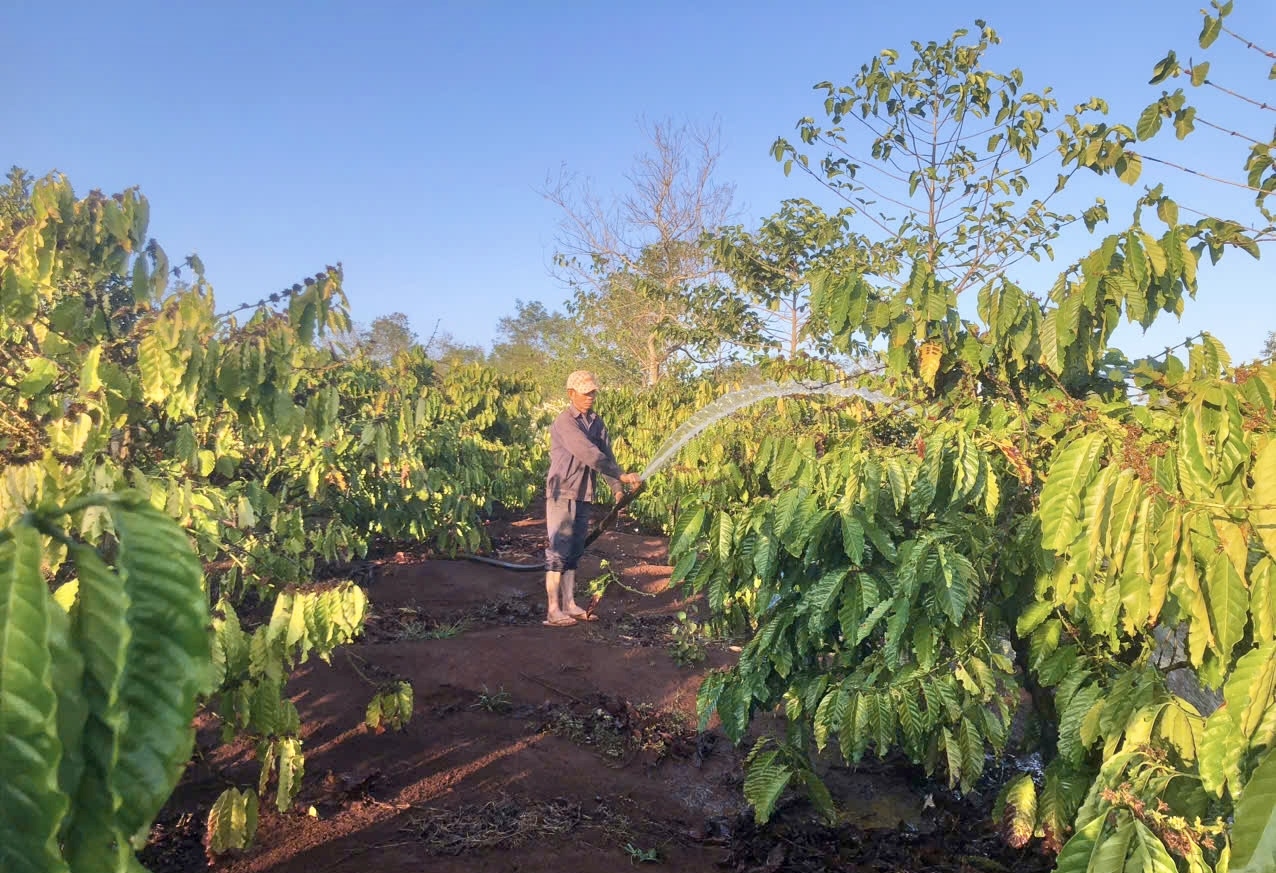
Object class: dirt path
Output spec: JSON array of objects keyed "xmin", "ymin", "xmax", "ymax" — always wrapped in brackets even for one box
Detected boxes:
[{"xmin": 143, "ymin": 509, "xmax": 1054, "ymax": 873}]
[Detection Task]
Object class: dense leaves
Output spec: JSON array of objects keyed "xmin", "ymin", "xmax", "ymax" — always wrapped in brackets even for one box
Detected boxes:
[
  {"xmin": 0, "ymin": 171, "xmax": 548, "ymax": 857},
  {"xmin": 650, "ymin": 15, "xmax": 1276, "ymax": 873},
  {"xmin": 0, "ymin": 494, "xmax": 210, "ymax": 873}
]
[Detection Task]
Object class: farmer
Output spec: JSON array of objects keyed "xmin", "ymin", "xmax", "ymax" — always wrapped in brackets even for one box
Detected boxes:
[{"xmin": 543, "ymin": 370, "xmax": 642, "ymax": 627}]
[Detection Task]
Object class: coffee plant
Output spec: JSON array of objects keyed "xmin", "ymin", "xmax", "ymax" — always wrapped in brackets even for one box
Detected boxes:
[
  {"xmin": 0, "ymin": 493, "xmax": 209, "ymax": 873},
  {"xmin": 0, "ymin": 171, "xmax": 548, "ymax": 859},
  {"xmin": 665, "ymin": 14, "xmax": 1276, "ymax": 873}
]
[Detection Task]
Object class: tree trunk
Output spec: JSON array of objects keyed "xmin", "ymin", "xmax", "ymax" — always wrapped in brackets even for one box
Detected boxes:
[
  {"xmin": 789, "ymin": 294, "xmax": 801, "ymax": 358},
  {"xmin": 644, "ymin": 333, "xmax": 660, "ymax": 386}
]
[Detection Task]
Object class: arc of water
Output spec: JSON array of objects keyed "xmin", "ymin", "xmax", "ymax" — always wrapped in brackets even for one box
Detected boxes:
[
  {"xmin": 467, "ymin": 378, "xmax": 907, "ymax": 571},
  {"xmin": 639, "ymin": 379, "xmax": 908, "ymax": 481}
]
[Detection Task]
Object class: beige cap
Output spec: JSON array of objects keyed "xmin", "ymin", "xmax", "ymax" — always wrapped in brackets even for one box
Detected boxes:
[{"xmin": 566, "ymin": 370, "xmax": 600, "ymax": 393}]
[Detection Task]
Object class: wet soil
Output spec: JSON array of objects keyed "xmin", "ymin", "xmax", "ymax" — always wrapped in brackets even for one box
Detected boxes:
[{"xmin": 142, "ymin": 506, "xmax": 1055, "ymax": 873}]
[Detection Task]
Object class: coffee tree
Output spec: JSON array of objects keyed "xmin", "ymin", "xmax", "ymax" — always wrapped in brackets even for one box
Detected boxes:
[
  {"xmin": 672, "ymin": 15, "xmax": 1276, "ymax": 872},
  {"xmin": 0, "ymin": 170, "xmax": 548, "ymax": 859}
]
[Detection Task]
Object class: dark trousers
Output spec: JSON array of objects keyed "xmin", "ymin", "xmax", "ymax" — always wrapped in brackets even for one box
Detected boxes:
[{"xmin": 545, "ymin": 498, "xmax": 591, "ymax": 571}]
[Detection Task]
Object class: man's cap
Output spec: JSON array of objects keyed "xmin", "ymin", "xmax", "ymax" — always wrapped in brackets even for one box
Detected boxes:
[{"xmin": 566, "ymin": 370, "xmax": 600, "ymax": 393}]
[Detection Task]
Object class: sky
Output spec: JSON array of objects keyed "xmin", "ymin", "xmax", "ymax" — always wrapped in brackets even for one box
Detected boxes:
[{"xmin": 4, "ymin": 0, "xmax": 1274, "ymax": 361}]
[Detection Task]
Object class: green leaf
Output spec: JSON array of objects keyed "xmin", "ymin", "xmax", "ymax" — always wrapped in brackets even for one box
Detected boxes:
[
  {"xmin": 1252, "ymin": 440, "xmax": 1276, "ymax": 560},
  {"xmin": 109, "ymin": 498, "xmax": 211, "ymax": 842},
  {"xmin": 1232, "ymin": 745, "xmax": 1276, "ymax": 873},
  {"xmin": 273, "ymin": 737, "xmax": 304, "ymax": 812},
  {"xmin": 669, "ymin": 505, "xmax": 706, "ymax": 561},
  {"xmin": 137, "ymin": 331, "xmax": 172, "ymax": 403},
  {"xmin": 1040, "ymin": 433, "xmax": 1108, "ymax": 553},
  {"xmin": 813, "ymin": 686, "xmax": 844, "ymax": 751},
  {"xmin": 1224, "ymin": 643, "xmax": 1276, "ymax": 739},
  {"xmin": 79, "ymin": 345, "xmax": 103, "ymax": 396},
  {"xmin": 715, "ymin": 510, "xmax": 735, "ymax": 562},
  {"xmin": 839, "ymin": 511, "xmax": 866, "ymax": 566},
  {"xmin": 1130, "ymin": 819, "xmax": 1178, "ymax": 873},
  {"xmin": 20, "ymin": 356, "xmax": 60, "ymax": 398},
  {"xmin": 1197, "ymin": 705, "xmax": 1242, "ymax": 797},
  {"xmin": 1149, "ymin": 51, "xmax": 1180, "ymax": 85},
  {"xmin": 1058, "ymin": 684, "xmax": 1102, "ymax": 766},
  {"xmin": 205, "ymin": 787, "xmax": 259, "ymax": 857},
  {"xmin": 1199, "ymin": 13, "xmax": 1221, "ymax": 49},
  {"xmin": 1117, "ymin": 152, "xmax": 1143, "ymax": 185},
  {"xmin": 1092, "ymin": 816, "xmax": 1135, "ymax": 871},
  {"xmin": 855, "ymin": 596, "xmax": 896, "ymax": 646},
  {"xmin": 804, "ymin": 567, "xmax": 847, "ymax": 635},
  {"xmin": 1053, "ymin": 815, "xmax": 1104, "ymax": 873},
  {"xmin": 1137, "ymin": 104, "xmax": 1164, "ymax": 141},
  {"xmin": 1253, "ymin": 558, "xmax": 1276, "ymax": 642},
  {"xmin": 1205, "ymin": 550, "xmax": 1249, "ymax": 668},
  {"xmin": 695, "ymin": 671, "xmax": 727, "ymax": 733},
  {"xmin": 46, "ymin": 598, "xmax": 85, "ymax": 841},
  {"xmin": 364, "ymin": 695, "xmax": 383, "ymax": 731},
  {"xmin": 743, "ymin": 744, "xmax": 793, "ymax": 824},
  {"xmin": 64, "ymin": 543, "xmax": 133, "ymax": 871},
  {"xmin": 0, "ymin": 523, "xmax": 71, "ymax": 873},
  {"xmin": 1039, "ymin": 760, "xmax": 1091, "ymax": 852},
  {"xmin": 796, "ymin": 769, "xmax": 837, "ymax": 825},
  {"xmin": 1156, "ymin": 701, "xmax": 1199, "ymax": 763},
  {"xmin": 1017, "ymin": 599, "xmax": 1055, "ymax": 636},
  {"xmin": 999, "ymin": 773, "xmax": 1037, "ymax": 848}
]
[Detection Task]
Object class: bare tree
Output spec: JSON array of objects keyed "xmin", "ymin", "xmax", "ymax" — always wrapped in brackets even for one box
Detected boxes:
[{"xmin": 544, "ymin": 119, "xmax": 762, "ymax": 386}]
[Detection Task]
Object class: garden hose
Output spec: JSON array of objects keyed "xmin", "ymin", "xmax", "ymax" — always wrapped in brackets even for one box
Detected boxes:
[{"xmin": 462, "ymin": 482, "xmax": 646, "ymax": 572}]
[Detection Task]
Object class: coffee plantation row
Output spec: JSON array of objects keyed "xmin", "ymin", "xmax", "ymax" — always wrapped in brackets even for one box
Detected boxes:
[{"xmin": 4, "ymin": 6, "xmax": 1276, "ymax": 872}]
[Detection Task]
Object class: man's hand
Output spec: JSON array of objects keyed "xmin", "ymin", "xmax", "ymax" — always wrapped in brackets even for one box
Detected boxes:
[
  {"xmin": 613, "ymin": 490, "xmax": 624, "ymax": 503},
  {"xmin": 620, "ymin": 473, "xmax": 642, "ymax": 488}
]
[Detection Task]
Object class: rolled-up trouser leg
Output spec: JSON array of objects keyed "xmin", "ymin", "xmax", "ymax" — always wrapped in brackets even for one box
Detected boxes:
[{"xmin": 545, "ymin": 498, "xmax": 592, "ymax": 571}]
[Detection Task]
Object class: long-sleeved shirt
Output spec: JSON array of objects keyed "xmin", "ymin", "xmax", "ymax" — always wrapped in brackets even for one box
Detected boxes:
[{"xmin": 546, "ymin": 405, "xmax": 623, "ymax": 502}]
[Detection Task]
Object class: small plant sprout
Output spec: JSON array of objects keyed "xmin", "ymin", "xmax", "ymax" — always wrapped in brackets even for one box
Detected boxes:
[{"xmin": 623, "ymin": 842, "xmax": 660, "ymax": 864}]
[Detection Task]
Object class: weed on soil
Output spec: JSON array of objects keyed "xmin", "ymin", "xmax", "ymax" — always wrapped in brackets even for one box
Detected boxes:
[
  {"xmin": 405, "ymin": 796, "xmax": 633, "ymax": 856},
  {"xmin": 536, "ymin": 694, "xmax": 705, "ymax": 767}
]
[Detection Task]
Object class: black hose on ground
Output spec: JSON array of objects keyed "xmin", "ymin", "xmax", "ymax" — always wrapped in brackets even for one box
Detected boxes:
[{"xmin": 462, "ymin": 483, "xmax": 647, "ymax": 572}]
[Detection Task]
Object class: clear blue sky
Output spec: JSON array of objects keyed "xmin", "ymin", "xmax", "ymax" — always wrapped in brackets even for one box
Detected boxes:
[{"xmin": 5, "ymin": 0, "xmax": 1273, "ymax": 360}]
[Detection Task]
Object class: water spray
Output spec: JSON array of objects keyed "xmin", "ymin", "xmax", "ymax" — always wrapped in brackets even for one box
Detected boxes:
[{"xmin": 464, "ymin": 378, "xmax": 906, "ymax": 571}]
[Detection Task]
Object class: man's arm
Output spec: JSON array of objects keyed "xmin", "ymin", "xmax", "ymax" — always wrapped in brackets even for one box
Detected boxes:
[
  {"xmin": 596, "ymin": 420, "xmax": 623, "ymax": 495},
  {"xmin": 597, "ymin": 420, "xmax": 642, "ymax": 489}
]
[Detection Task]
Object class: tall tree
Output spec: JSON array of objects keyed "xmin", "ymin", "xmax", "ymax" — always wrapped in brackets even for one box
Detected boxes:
[
  {"xmin": 715, "ymin": 199, "xmax": 878, "ymax": 358},
  {"xmin": 423, "ymin": 326, "xmax": 487, "ymax": 368},
  {"xmin": 545, "ymin": 119, "xmax": 764, "ymax": 385},
  {"xmin": 771, "ymin": 25, "xmax": 1109, "ymax": 303},
  {"xmin": 489, "ymin": 298, "xmax": 626, "ymax": 398},
  {"xmin": 361, "ymin": 312, "xmax": 417, "ymax": 364}
]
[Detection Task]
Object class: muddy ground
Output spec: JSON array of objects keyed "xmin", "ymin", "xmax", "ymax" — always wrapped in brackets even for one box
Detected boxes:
[{"xmin": 142, "ymin": 505, "xmax": 1054, "ymax": 873}]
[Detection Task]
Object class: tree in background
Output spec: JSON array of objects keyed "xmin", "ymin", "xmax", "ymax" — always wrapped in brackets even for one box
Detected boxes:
[
  {"xmin": 335, "ymin": 312, "xmax": 486, "ymax": 371},
  {"xmin": 488, "ymin": 298, "xmax": 627, "ymax": 399},
  {"xmin": 715, "ymin": 199, "xmax": 878, "ymax": 359},
  {"xmin": 770, "ymin": 22, "xmax": 1121, "ymax": 382},
  {"xmin": 361, "ymin": 312, "xmax": 418, "ymax": 364},
  {"xmin": 545, "ymin": 119, "xmax": 765, "ymax": 385},
  {"xmin": 422, "ymin": 325, "xmax": 487, "ymax": 369}
]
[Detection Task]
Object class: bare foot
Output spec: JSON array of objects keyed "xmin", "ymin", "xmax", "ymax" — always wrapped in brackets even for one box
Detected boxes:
[
  {"xmin": 565, "ymin": 605, "xmax": 597, "ymax": 622},
  {"xmin": 543, "ymin": 612, "xmax": 576, "ymax": 628}
]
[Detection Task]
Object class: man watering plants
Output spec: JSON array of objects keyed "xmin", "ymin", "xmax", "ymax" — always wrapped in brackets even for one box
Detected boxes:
[{"xmin": 542, "ymin": 370, "xmax": 642, "ymax": 627}]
